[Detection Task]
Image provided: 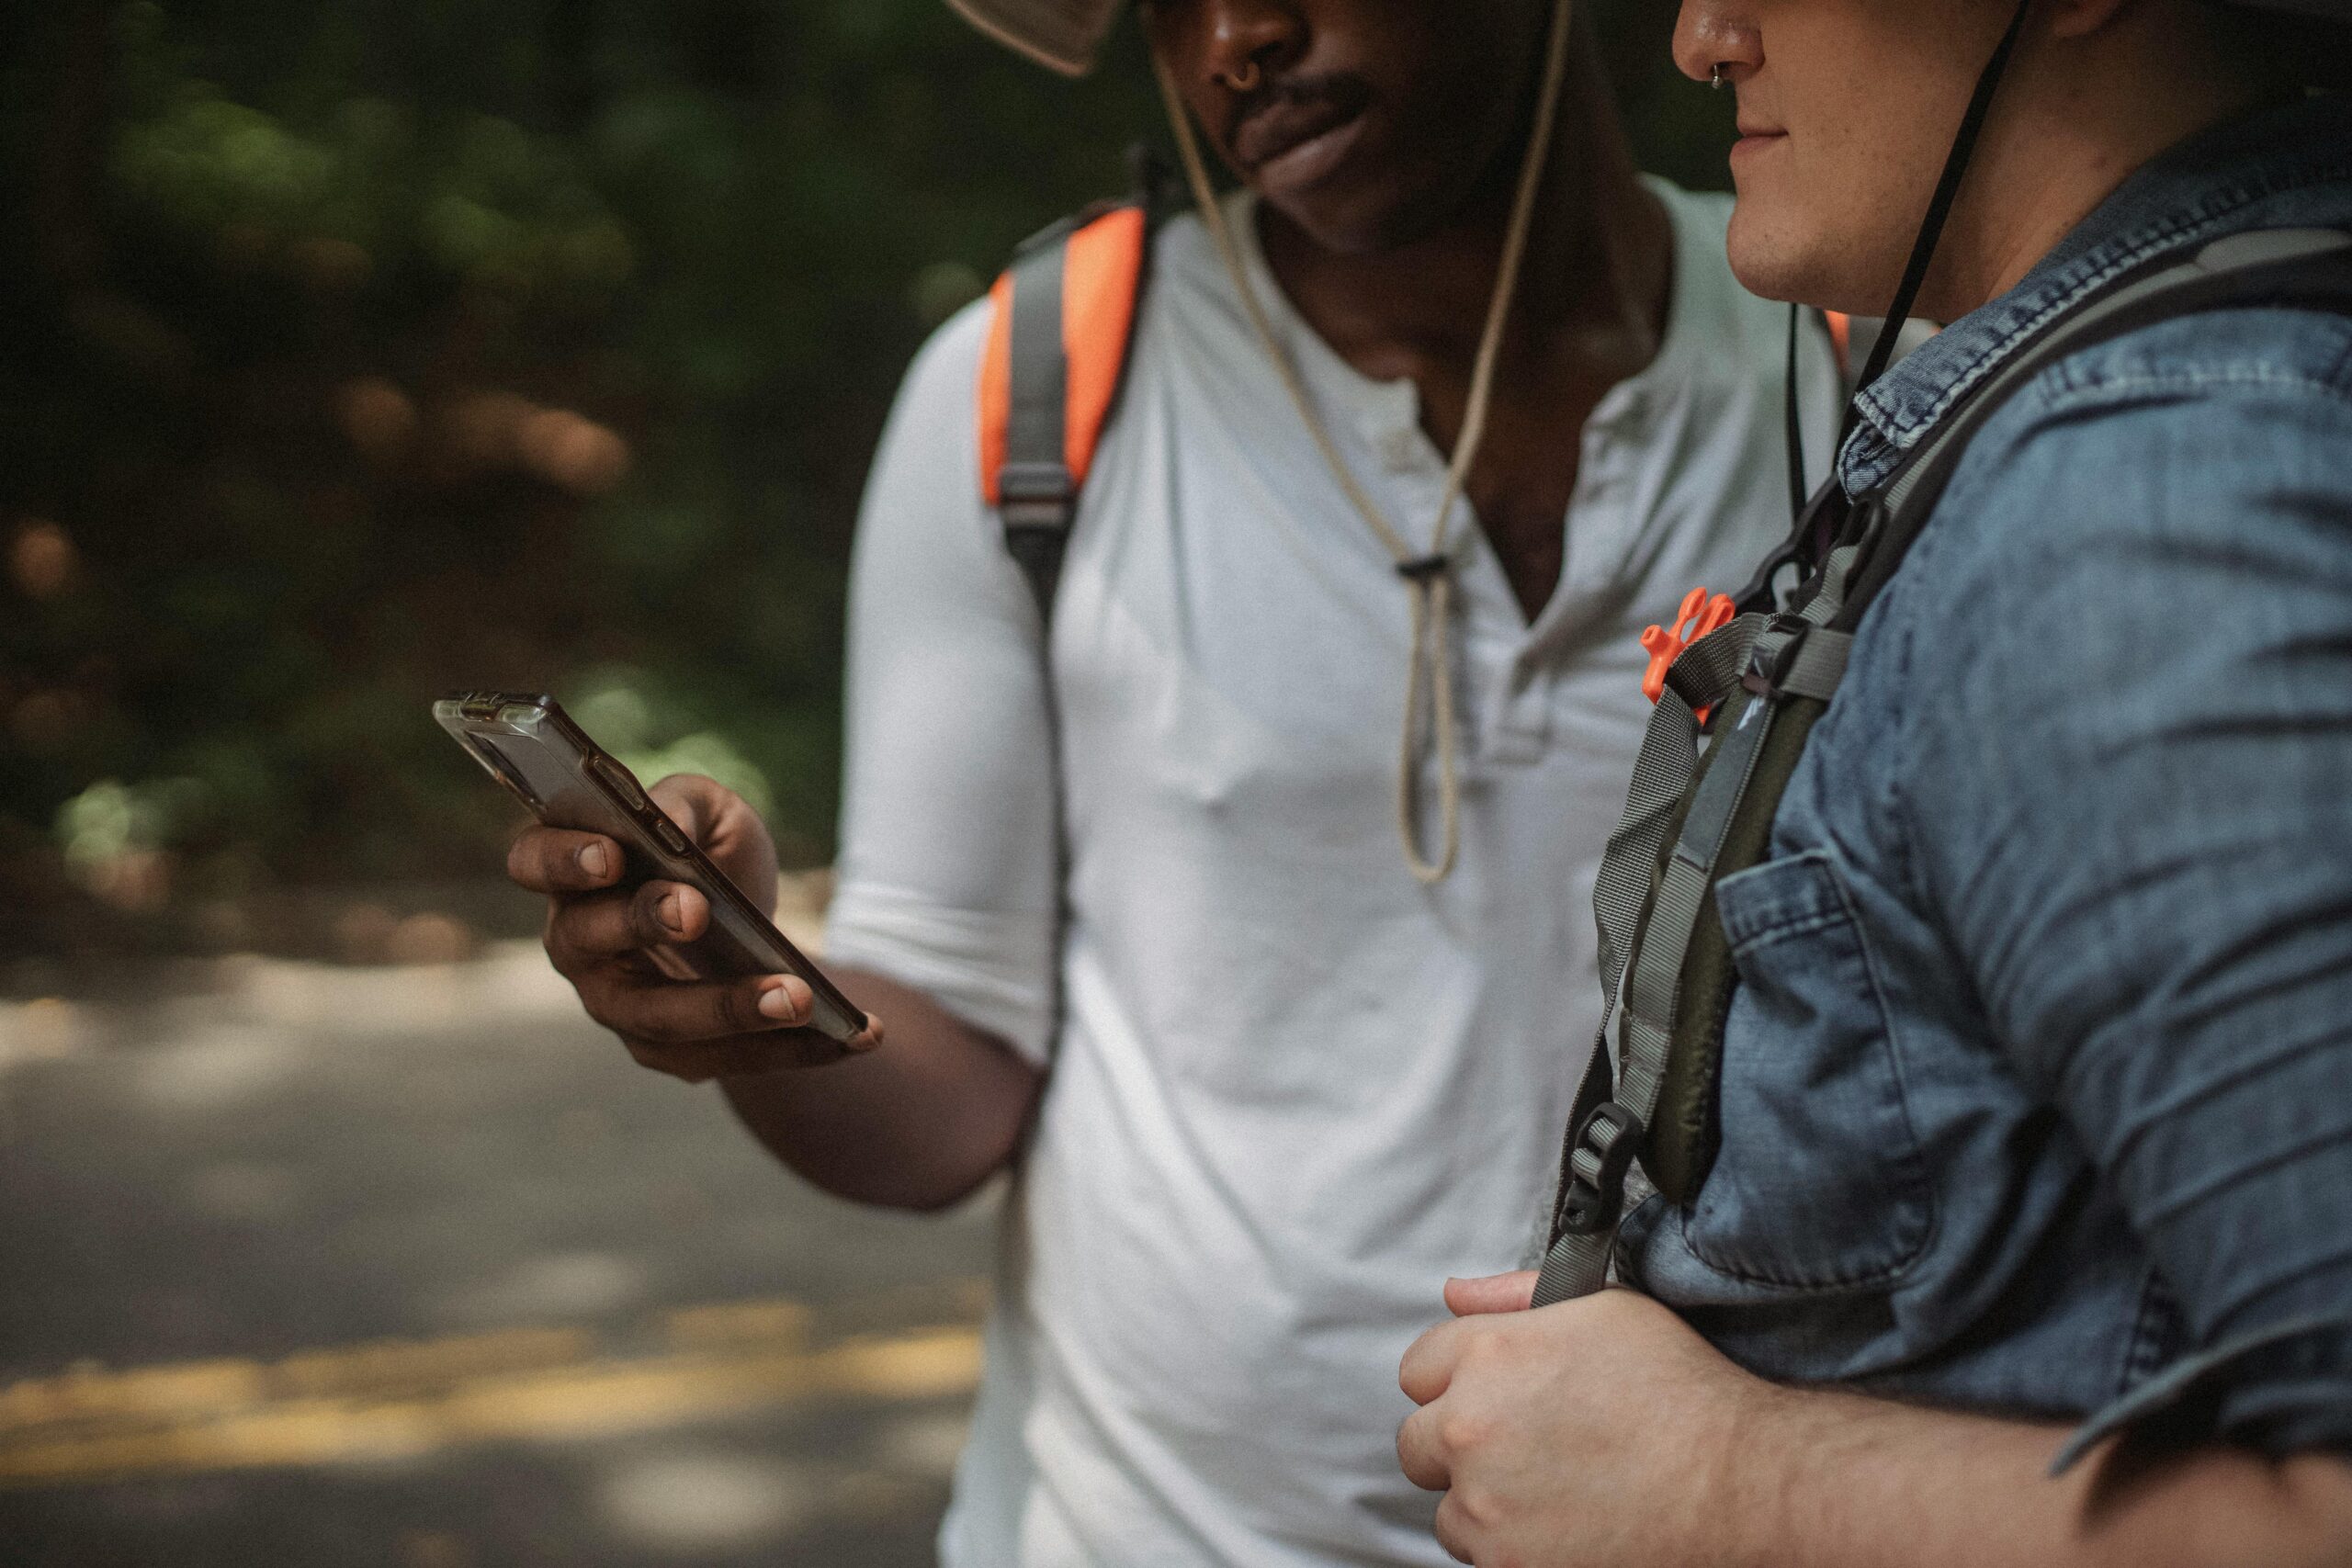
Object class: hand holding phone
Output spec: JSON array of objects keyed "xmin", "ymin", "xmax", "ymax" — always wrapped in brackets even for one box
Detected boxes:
[{"xmin": 441, "ymin": 693, "xmax": 879, "ymax": 1077}]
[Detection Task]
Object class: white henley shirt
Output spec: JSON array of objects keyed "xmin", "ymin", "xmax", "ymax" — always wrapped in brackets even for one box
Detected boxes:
[{"xmin": 825, "ymin": 179, "xmax": 1839, "ymax": 1568}]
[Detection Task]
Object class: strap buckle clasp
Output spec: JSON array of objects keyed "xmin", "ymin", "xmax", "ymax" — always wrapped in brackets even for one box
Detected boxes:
[
  {"xmin": 1741, "ymin": 614, "xmax": 1815, "ymax": 703},
  {"xmin": 1557, "ymin": 1099, "xmax": 1647, "ymax": 1236},
  {"xmin": 998, "ymin": 459, "xmax": 1077, "ymax": 532}
]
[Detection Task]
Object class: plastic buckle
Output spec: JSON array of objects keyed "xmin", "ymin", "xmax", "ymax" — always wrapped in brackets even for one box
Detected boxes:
[
  {"xmin": 1740, "ymin": 614, "xmax": 1812, "ymax": 702},
  {"xmin": 998, "ymin": 460, "xmax": 1076, "ymax": 532},
  {"xmin": 1639, "ymin": 587, "xmax": 1736, "ymax": 721},
  {"xmin": 1556, "ymin": 1100, "xmax": 1647, "ymax": 1236}
]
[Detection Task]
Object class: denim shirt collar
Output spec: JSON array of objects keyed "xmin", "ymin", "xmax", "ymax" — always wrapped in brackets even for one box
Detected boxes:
[{"xmin": 1840, "ymin": 94, "xmax": 2352, "ymax": 495}]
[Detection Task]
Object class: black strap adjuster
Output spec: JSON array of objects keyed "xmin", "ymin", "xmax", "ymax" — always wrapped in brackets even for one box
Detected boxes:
[
  {"xmin": 998, "ymin": 460, "xmax": 1077, "ymax": 532},
  {"xmin": 1395, "ymin": 553, "xmax": 1452, "ymax": 585},
  {"xmin": 1741, "ymin": 614, "xmax": 1814, "ymax": 702},
  {"xmin": 1557, "ymin": 1100, "xmax": 1647, "ymax": 1235}
]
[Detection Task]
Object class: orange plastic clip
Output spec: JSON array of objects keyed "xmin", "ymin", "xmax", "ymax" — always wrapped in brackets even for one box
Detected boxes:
[{"xmin": 1640, "ymin": 588, "xmax": 1736, "ymax": 716}]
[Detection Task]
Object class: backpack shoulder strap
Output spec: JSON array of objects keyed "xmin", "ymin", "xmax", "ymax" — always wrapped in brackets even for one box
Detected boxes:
[
  {"xmin": 973, "ymin": 160, "xmax": 1162, "ymax": 1064},
  {"xmin": 978, "ymin": 196, "xmax": 1152, "ymax": 623},
  {"xmin": 1836, "ymin": 227, "xmax": 2352, "ymax": 629}
]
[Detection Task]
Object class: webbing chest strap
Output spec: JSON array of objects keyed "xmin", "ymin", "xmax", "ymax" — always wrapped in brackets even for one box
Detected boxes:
[{"xmin": 1532, "ymin": 226, "xmax": 2352, "ymax": 1309}]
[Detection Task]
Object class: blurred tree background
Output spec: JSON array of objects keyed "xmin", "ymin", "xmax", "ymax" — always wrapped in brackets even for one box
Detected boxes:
[{"xmin": 0, "ymin": 0, "xmax": 1733, "ymax": 963}]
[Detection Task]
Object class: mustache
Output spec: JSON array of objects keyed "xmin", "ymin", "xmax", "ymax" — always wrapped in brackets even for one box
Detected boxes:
[{"xmin": 1222, "ymin": 72, "xmax": 1374, "ymax": 148}]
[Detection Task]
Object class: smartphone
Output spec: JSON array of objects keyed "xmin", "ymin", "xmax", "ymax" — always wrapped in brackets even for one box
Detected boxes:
[{"xmin": 434, "ymin": 691, "xmax": 868, "ymax": 1047}]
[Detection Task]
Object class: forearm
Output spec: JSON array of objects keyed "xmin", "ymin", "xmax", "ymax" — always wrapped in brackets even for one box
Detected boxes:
[
  {"xmin": 1737, "ymin": 1385, "xmax": 2352, "ymax": 1568},
  {"xmin": 718, "ymin": 966, "xmax": 1042, "ymax": 1212}
]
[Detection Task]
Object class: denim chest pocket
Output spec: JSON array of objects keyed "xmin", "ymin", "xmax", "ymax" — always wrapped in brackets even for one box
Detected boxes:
[{"xmin": 1679, "ymin": 849, "xmax": 1937, "ymax": 1290}]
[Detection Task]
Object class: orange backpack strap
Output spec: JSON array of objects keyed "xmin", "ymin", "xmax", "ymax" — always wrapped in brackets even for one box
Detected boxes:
[
  {"xmin": 1822, "ymin": 310, "xmax": 1855, "ymax": 381},
  {"xmin": 978, "ymin": 197, "xmax": 1150, "ymax": 620}
]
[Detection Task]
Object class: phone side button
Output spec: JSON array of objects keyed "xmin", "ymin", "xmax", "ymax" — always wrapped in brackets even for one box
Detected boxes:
[
  {"xmin": 588, "ymin": 753, "xmax": 649, "ymax": 810},
  {"xmin": 650, "ymin": 817, "xmax": 690, "ymax": 855}
]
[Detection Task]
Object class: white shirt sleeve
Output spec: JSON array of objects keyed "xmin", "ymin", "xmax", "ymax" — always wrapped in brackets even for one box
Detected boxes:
[{"xmin": 822, "ymin": 299, "xmax": 1060, "ymax": 1066}]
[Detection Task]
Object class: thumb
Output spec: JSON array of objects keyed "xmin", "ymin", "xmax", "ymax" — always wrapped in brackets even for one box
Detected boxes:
[
  {"xmin": 647, "ymin": 773, "xmax": 732, "ymax": 846},
  {"xmin": 1444, "ymin": 1270, "xmax": 1540, "ymax": 1317}
]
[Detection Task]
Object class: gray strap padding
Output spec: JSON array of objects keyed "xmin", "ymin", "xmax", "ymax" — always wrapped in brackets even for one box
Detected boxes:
[
  {"xmin": 1590, "ymin": 615, "xmax": 1765, "ymax": 1080},
  {"xmin": 1532, "ymin": 615, "xmax": 1765, "ymax": 1306},
  {"xmin": 1000, "ymin": 239, "xmax": 1076, "ymax": 621},
  {"xmin": 985, "ymin": 232, "xmax": 1082, "ymax": 1074},
  {"xmin": 1777, "ymin": 627, "xmax": 1851, "ymax": 702},
  {"xmin": 1535, "ymin": 610, "xmax": 1849, "ymax": 1306}
]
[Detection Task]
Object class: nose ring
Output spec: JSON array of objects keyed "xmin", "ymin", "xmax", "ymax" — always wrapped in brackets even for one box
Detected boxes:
[
  {"xmin": 1221, "ymin": 58, "xmax": 1261, "ymax": 93},
  {"xmin": 1710, "ymin": 64, "xmax": 1726, "ymax": 90}
]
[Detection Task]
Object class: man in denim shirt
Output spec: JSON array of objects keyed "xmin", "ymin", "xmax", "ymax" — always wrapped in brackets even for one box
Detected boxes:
[{"xmin": 1392, "ymin": 4, "xmax": 2352, "ymax": 1565}]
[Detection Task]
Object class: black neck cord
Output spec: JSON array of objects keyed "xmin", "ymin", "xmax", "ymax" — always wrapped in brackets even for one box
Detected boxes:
[
  {"xmin": 1784, "ymin": 304, "xmax": 1809, "ymax": 520},
  {"xmin": 1841, "ymin": 0, "xmax": 2035, "ymax": 434}
]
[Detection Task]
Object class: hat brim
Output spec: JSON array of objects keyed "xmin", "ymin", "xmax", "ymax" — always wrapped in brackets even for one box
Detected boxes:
[
  {"xmin": 946, "ymin": 0, "xmax": 1118, "ymax": 76},
  {"xmin": 2238, "ymin": 0, "xmax": 2352, "ymax": 16}
]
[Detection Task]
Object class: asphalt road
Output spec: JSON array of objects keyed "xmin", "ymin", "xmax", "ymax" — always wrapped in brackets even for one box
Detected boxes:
[{"xmin": 0, "ymin": 935, "xmax": 999, "ymax": 1567}]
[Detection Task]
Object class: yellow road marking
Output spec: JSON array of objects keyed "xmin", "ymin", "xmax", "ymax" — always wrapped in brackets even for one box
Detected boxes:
[
  {"xmin": 662, "ymin": 1298, "xmax": 813, "ymax": 1351},
  {"xmin": 0, "ymin": 1294, "xmax": 984, "ymax": 1490},
  {"xmin": 0, "ymin": 1326, "xmax": 605, "ymax": 1430}
]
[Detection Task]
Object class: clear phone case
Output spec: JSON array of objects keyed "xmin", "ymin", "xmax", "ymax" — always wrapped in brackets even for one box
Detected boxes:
[{"xmin": 434, "ymin": 692, "xmax": 867, "ymax": 1047}]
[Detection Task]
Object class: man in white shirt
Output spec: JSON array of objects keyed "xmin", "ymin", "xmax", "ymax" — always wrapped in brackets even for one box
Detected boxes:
[{"xmin": 506, "ymin": 1, "xmax": 1838, "ymax": 1562}]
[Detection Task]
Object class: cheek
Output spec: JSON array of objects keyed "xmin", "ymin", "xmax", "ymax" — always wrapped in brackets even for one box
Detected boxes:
[{"xmin": 1725, "ymin": 0, "xmax": 1996, "ymax": 308}]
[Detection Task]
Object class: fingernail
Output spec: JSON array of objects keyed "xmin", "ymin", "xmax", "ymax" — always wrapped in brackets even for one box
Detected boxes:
[
  {"xmin": 578, "ymin": 842, "xmax": 612, "ymax": 879},
  {"xmin": 659, "ymin": 891, "xmax": 685, "ymax": 933},
  {"xmin": 757, "ymin": 980, "xmax": 808, "ymax": 1021}
]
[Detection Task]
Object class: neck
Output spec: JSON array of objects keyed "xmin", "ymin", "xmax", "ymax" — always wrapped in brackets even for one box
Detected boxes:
[
  {"xmin": 1254, "ymin": 39, "xmax": 1669, "ymax": 379},
  {"xmin": 1914, "ymin": 23, "xmax": 2284, "ymax": 321}
]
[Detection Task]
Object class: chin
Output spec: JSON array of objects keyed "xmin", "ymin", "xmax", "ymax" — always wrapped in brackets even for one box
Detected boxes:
[
  {"xmin": 1725, "ymin": 197, "xmax": 1872, "ymax": 316},
  {"xmin": 1261, "ymin": 201, "xmax": 1380, "ymax": 257},
  {"xmin": 1259, "ymin": 190, "xmax": 1416, "ymax": 258},
  {"xmin": 1723, "ymin": 208, "xmax": 1804, "ymax": 305},
  {"xmin": 1258, "ymin": 153, "xmax": 1474, "ymax": 260}
]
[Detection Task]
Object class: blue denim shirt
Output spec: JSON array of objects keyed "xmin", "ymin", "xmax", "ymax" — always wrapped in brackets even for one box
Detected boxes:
[{"xmin": 1618, "ymin": 95, "xmax": 2352, "ymax": 1462}]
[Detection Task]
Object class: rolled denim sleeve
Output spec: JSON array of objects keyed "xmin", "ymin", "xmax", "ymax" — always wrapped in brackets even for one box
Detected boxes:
[{"xmin": 1896, "ymin": 327, "xmax": 2352, "ymax": 1458}]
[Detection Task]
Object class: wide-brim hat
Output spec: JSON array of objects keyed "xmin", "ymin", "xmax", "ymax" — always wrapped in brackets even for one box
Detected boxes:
[
  {"xmin": 946, "ymin": 0, "xmax": 1120, "ymax": 76},
  {"xmin": 945, "ymin": 0, "xmax": 2350, "ymax": 78}
]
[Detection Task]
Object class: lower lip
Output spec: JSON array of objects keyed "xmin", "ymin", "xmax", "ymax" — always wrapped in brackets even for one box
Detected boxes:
[
  {"xmin": 1731, "ymin": 133, "xmax": 1787, "ymax": 161},
  {"xmin": 1254, "ymin": 112, "xmax": 1369, "ymax": 193}
]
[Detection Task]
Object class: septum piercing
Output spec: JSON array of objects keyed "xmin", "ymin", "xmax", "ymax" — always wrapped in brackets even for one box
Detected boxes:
[
  {"xmin": 1222, "ymin": 58, "xmax": 1261, "ymax": 93},
  {"xmin": 1711, "ymin": 64, "xmax": 1726, "ymax": 90}
]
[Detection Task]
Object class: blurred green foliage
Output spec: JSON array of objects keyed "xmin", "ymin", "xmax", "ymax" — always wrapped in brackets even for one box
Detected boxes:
[{"xmin": 0, "ymin": 0, "xmax": 1731, "ymax": 949}]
